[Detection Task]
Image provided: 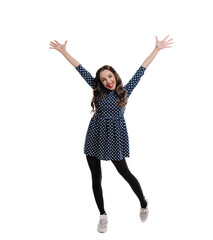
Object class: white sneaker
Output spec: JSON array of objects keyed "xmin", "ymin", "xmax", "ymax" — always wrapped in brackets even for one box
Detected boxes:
[
  {"xmin": 140, "ymin": 198, "xmax": 149, "ymax": 222},
  {"xmin": 97, "ymin": 214, "xmax": 108, "ymax": 233}
]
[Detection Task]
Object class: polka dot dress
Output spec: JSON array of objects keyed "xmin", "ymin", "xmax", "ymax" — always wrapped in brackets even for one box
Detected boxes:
[{"xmin": 75, "ymin": 64, "xmax": 146, "ymax": 161}]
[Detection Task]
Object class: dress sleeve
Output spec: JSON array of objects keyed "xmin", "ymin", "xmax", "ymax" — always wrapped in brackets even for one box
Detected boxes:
[
  {"xmin": 75, "ymin": 64, "xmax": 95, "ymax": 89},
  {"xmin": 124, "ymin": 65, "xmax": 146, "ymax": 98}
]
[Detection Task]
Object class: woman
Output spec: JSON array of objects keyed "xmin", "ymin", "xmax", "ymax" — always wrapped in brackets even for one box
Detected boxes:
[{"xmin": 49, "ymin": 35, "xmax": 173, "ymax": 233}]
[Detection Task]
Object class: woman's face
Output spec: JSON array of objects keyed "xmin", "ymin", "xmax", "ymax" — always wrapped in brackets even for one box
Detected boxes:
[{"xmin": 99, "ymin": 69, "xmax": 116, "ymax": 91}]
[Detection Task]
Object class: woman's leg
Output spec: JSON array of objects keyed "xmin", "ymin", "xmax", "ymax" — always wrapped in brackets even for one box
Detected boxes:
[
  {"xmin": 86, "ymin": 155, "xmax": 107, "ymax": 215},
  {"xmin": 111, "ymin": 157, "xmax": 147, "ymax": 208}
]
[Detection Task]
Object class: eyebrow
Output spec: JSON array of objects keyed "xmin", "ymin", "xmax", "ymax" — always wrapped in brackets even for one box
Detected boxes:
[{"xmin": 101, "ymin": 74, "xmax": 112, "ymax": 80}]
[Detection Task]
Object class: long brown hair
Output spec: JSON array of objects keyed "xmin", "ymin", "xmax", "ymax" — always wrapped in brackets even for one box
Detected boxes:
[{"xmin": 91, "ymin": 65, "xmax": 128, "ymax": 118}]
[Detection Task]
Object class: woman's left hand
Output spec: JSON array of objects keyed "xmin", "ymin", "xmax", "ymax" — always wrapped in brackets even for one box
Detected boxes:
[{"xmin": 155, "ymin": 35, "xmax": 174, "ymax": 50}]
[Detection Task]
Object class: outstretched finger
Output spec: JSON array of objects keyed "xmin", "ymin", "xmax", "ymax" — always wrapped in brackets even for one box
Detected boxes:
[
  {"xmin": 49, "ymin": 43, "xmax": 55, "ymax": 47},
  {"xmin": 54, "ymin": 40, "xmax": 59, "ymax": 44},
  {"xmin": 163, "ymin": 35, "xmax": 170, "ymax": 41},
  {"xmin": 166, "ymin": 38, "xmax": 173, "ymax": 43},
  {"xmin": 50, "ymin": 42, "xmax": 56, "ymax": 46}
]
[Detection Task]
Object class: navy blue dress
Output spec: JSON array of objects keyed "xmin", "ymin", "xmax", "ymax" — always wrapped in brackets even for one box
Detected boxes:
[{"xmin": 75, "ymin": 64, "xmax": 146, "ymax": 161}]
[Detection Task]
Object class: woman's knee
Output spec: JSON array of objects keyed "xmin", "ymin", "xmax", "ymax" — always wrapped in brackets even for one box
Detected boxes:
[
  {"xmin": 86, "ymin": 155, "xmax": 100, "ymax": 169},
  {"xmin": 86, "ymin": 155, "xmax": 102, "ymax": 181},
  {"xmin": 113, "ymin": 159, "xmax": 134, "ymax": 178}
]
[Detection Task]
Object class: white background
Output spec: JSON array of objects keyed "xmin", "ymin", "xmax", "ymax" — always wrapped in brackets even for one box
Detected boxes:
[{"xmin": 1, "ymin": 0, "xmax": 213, "ymax": 239}]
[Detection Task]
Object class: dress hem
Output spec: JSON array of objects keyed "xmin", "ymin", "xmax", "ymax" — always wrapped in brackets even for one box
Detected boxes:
[{"xmin": 84, "ymin": 153, "xmax": 129, "ymax": 161}]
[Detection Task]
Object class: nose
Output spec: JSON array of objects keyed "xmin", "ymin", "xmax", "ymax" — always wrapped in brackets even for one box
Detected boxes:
[{"xmin": 107, "ymin": 78, "xmax": 113, "ymax": 83}]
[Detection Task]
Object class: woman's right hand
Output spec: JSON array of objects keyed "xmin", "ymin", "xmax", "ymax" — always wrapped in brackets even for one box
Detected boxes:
[{"xmin": 49, "ymin": 40, "xmax": 68, "ymax": 53}]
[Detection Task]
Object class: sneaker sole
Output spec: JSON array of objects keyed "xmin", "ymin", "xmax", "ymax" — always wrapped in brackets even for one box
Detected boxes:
[{"xmin": 97, "ymin": 226, "xmax": 107, "ymax": 233}]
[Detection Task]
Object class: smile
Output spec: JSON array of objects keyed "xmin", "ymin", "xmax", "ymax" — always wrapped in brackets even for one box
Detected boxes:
[{"xmin": 108, "ymin": 83, "xmax": 114, "ymax": 88}]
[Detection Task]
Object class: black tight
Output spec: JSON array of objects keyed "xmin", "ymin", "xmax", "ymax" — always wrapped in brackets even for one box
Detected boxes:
[{"xmin": 86, "ymin": 155, "xmax": 147, "ymax": 215}]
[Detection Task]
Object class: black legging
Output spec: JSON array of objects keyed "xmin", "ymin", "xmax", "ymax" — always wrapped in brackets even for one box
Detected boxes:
[{"xmin": 86, "ymin": 155, "xmax": 147, "ymax": 215}]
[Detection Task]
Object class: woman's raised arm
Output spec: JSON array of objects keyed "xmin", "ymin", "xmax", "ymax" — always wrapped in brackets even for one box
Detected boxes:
[
  {"xmin": 142, "ymin": 35, "xmax": 173, "ymax": 68},
  {"xmin": 124, "ymin": 35, "xmax": 173, "ymax": 98},
  {"xmin": 49, "ymin": 40, "xmax": 94, "ymax": 88}
]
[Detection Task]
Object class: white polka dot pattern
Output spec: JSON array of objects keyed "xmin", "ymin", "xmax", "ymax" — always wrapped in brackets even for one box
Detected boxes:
[
  {"xmin": 123, "ymin": 65, "xmax": 147, "ymax": 98},
  {"xmin": 75, "ymin": 64, "xmax": 146, "ymax": 161},
  {"xmin": 75, "ymin": 64, "xmax": 94, "ymax": 88}
]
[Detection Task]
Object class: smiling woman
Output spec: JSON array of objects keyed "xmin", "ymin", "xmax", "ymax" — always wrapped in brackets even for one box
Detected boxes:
[
  {"xmin": 49, "ymin": 34, "xmax": 173, "ymax": 233},
  {"xmin": 100, "ymin": 69, "xmax": 116, "ymax": 90},
  {"xmin": 74, "ymin": 62, "xmax": 146, "ymax": 161},
  {"xmin": 91, "ymin": 64, "xmax": 128, "ymax": 119}
]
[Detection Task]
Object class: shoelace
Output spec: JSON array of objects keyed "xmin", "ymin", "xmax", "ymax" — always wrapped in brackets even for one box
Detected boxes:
[
  {"xmin": 140, "ymin": 208, "xmax": 148, "ymax": 217},
  {"xmin": 99, "ymin": 219, "xmax": 107, "ymax": 227}
]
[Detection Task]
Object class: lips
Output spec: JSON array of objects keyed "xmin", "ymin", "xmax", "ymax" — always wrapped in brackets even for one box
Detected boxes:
[{"xmin": 108, "ymin": 83, "xmax": 114, "ymax": 88}]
